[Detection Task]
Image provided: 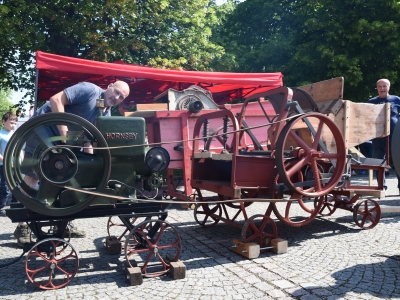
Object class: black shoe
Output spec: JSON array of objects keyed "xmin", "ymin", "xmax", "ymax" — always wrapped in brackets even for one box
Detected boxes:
[
  {"xmin": 65, "ymin": 222, "xmax": 86, "ymax": 238},
  {"xmin": 14, "ymin": 224, "xmax": 31, "ymax": 248}
]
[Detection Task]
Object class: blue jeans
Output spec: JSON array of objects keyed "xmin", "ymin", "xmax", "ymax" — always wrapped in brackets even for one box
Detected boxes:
[
  {"xmin": 0, "ymin": 165, "xmax": 9, "ymax": 208},
  {"xmin": 359, "ymin": 142, "xmax": 374, "ymax": 158},
  {"xmin": 372, "ymin": 137, "xmax": 400, "ymax": 189}
]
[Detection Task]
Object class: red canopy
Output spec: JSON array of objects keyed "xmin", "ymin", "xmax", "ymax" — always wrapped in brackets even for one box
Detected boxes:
[{"xmin": 36, "ymin": 51, "xmax": 283, "ymax": 107}]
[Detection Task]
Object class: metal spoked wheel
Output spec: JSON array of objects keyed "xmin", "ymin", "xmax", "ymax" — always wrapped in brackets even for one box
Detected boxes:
[
  {"xmin": 241, "ymin": 214, "xmax": 278, "ymax": 252},
  {"xmin": 194, "ymin": 202, "xmax": 222, "ymax": 227},
  {"xmin": 4, "ymin": 113, "xmax": 111, "ymax": 217},
  {"xmin": 315, "ymin": 194, "xmax": 337, "ymax": 216},
  {"xmin": 26, "ymin": 238, "xmax": 79, "ymax": 290},
  {"xmin": 352, "ymin": 199, "xmax": 381, "ymax": 229},
  {"xmin": 107, "ymin": 215, "xmax": 158, "ymax": 242},
  {"xmin": 270, "ymin": 160, "xmax": 323, "ymax": 227},
  {"xmin": 124, "ymin": 220, "xmax": 181, "ymax": 277},
  {"xmin": 275, "ymin": 113, "xmax": 346, "ymax": 198}
]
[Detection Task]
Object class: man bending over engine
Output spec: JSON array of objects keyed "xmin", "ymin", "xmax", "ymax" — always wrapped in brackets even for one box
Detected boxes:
[{"xmin": 14, "ymin": 81, "xmax": 130, "ymax": 247}]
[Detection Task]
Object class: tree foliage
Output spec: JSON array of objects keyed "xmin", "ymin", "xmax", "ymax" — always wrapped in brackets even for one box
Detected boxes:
[
  {"xmin": 216, "ymin": 0, "xmax": 400, "ymax": 102},
  {"xmin": 0, "ymin": 0, "xmax": 228, "ymax": 113},
  {"xmin": 0, "ymin": 89, "xmax": 16, "ymax": 124}
]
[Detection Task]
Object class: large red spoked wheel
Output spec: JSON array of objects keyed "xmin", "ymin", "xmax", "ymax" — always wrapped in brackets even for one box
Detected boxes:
[
  {"xmin": 26, "ymin": 238, "xmax": 79, "ymax": 290},
  {"xmin": 194, "ymin": 202, "xmax": 222, "ymax": 227},
  {"xmin": 353, "ymin": 199, "xmax": 381, "ymax": 229},
  {"xmin": 270, "ymin": 161, "xmax": 324, "ymax": 227},
  {"xmin": 241, "ymin": 214, "xmax": 278, "ymax": 252},
  {"xmin": 275, "ymin": 113, "xmax": 346, "ymax": 198},
  {"xmin": 124, "ymin": 220, "xmax": 181, "ymax": 277}
]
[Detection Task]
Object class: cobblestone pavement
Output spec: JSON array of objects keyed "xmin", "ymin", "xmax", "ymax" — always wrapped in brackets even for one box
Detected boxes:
[{"xmin": 1, "ymin": 171, "xmax": 400, "ymax": 300}]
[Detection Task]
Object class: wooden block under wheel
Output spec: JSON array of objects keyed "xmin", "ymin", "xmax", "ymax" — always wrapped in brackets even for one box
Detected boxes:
[
  {"xmin": 125, "ymin": 267, "xmax": 143, "ymax": 286},
  {"xmin": 105, "ymin": 236, "xmax": 122, "ymax": 254},
  {"xmin": 169, "ymin": 261, "xmax": 186, "ymax": 280},
  {"xmin": 123, "ymin": 259, "xmax": 138, "ymax": 270},
  {"xmin": 231, "ymin": 239, "xmax": 260, "ymax": 259},
  {"xmin": 271, "ymin": 238, "xmax": 288, "ymax": 254}
]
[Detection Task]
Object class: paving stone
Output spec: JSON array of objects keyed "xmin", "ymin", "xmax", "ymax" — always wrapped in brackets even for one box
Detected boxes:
[
  {"xmin": 1, "ymin": 172, "xmax": 400, "ymax": 299},
  {"xmin": 271, "ymin": 279, "xmax": 295, "ymax": 289}
]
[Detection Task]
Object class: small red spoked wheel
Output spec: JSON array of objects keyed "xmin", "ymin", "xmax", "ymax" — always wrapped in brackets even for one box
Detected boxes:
[
  {"xmin": 26, "ymin": 238, "xmax": 79, "ymax": 290},
  {"xmin": 315, "ymin": 194, "xmax": 337, "ymax": 216},
  {"xmin": 194, "ymin": 202, "xmax": 222, "ymax": 227},
  {"xmin": 353, "ymin": 199, "xmax": 381, "ymax": 229},
  {"xmin": 124, "ymin": 220, "xmax": 181, "ymax": 277},
  {"xmin": 241, "ymin": 214, "xmax": 278, "ymax": 252}
]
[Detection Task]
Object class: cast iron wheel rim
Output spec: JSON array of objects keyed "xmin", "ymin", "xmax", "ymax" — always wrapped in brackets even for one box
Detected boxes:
[
  {"xmin": 352, "ymin": 199, "xmax": 381, "ymax": 229},
  {"xmin": 275, "ymin": 113, "xmax": 346, "ymax": 198},
  {"xmin": 241, "ymin": 214, "xmax": 278, "ymax": 252},
  {"xmin": 124, "ymin": 220, "xmax": 181, "ymax": 277},
  {"xmin": 25, "ymin": 238, "xmax": 79, "ymax": 290},
  {"xmin": 4, "ymin": 113, "xmax": 111, "ymax": 217},
  {"xmin": 193, "ymin": 202, "xmax": 222, "ymax": 227},
  {"xmin": 315, "ymin": 194, "xmax": 337, "ymax": 216},
  {"xmin": 270, "ymin": 161, "xmax": 322, "ymax": 227}
]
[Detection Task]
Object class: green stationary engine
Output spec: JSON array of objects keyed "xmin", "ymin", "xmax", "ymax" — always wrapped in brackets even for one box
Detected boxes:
[{"xmin": 3, "ymin": 113, "xmax": 170, "ymax": 217}]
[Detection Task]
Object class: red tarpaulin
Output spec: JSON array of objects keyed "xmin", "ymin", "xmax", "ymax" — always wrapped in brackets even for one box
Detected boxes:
[{"xmin": 35, "ymin": 51, "xmax": 283, "ymax": 108}]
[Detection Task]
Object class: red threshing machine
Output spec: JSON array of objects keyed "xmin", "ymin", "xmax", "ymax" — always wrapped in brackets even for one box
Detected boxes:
[{"xmin": 1, "ymin": 52, "xmax": 390, "ymax": 289}]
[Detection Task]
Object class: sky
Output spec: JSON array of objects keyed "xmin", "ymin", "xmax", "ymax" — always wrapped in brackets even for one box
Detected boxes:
[{"xmin": 12, "ymin": 90, "xmax": 30, "ymax": 111}]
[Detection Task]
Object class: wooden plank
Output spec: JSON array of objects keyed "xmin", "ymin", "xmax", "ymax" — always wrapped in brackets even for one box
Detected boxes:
[
  {"xmin": 124, "ymin": 103, "xmax": 168, "ymax": 117},
  {"xmin": 350, "ymin": 190, "xmax": 385, "ymax": 198},
  {"xmin": 169, "ymin": 261, "xmax": 186, "ymax": 280},
  {"xmin": 298, "ymin": 77, "xmax": 344, "ymax": 103},
  {"xmin": 231, "ymin": 239, "xmax": 260, "ymax": 259},
  {"xmin": 323, "ymin": 101, "xmax": 389, "ymax": 151},
  {"xmin": 271, "ymin": 238, "xmax": 288, "ymax": 254},
  {"xmin": 385, "ymin": 102, "xmax": 391, "ymax": 136},
  {"xmin": 125, "ymin": 111, "xmax": 158, "ymax": 117},
  {"xmin": 125, "ymin": 267, "xmax": 143, "ymax": 286},
  {"xmin": 344, "ymin": 101, "xmax": 351, "ymax": 153},
  {"xmin": 380, "ymin": 205, "xmax": 400, "ymax": 213},
  {"xmin": 136, "ymin": 103, "xmax": 168, "ymax": 110}
]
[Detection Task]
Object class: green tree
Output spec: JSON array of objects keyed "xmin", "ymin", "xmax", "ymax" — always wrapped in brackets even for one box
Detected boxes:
[
  {"xmin": 217, "ymin": 0, "xmax": 400, "ymax": 102},
  {"xmin": 0, "ymin": 89, "xmax": 16, "ymax": 127},
  {"xmin": 0, "ymin": 0, "xmax": 227, "ymax": 111}
]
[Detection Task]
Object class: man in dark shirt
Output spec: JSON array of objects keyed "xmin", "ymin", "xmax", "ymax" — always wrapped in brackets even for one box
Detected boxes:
[{"xmin": 368, "ymin": 78, "xmax": 400, "ymax": 193}]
